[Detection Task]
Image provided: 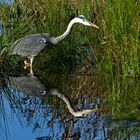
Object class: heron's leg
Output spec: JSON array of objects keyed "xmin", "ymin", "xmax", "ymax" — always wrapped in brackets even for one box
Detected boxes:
[
  {"xmin": 30, "ymin": 66, "xmax": 34, "ymax": 75},
  {"xmin": 29, "ymin": 56, "xmax": 34, "ymax": 75},
  {"xmin": 30, "ymin": 57, "xmax": 34, "ymax": 68}
]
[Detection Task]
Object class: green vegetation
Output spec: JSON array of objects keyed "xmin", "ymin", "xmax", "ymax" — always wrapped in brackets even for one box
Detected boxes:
[
  {"xmin": 99, "ymin": 0, "xmax": 140, "ymax": 78},
  {"xmin": 0, "ymin": 0, "xmax": 139, "ymax": 78},
  {"xmin": 0, "ymin": 0, "xmax": 140, "ymax": 120}
]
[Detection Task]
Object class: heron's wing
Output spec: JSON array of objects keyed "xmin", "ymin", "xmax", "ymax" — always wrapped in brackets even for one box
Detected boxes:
[{"xmin": 11, "ymin": 33, "xmax": 51, "ymax": 57}]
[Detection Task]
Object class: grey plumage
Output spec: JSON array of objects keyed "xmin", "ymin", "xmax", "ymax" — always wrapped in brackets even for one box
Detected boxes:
[{"xmin": 11, "ymin": 33, "xmax": 51, "ymax": 57}]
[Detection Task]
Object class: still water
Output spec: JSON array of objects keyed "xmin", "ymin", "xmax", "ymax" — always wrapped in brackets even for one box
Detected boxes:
[{"xmin": 0, "ymin": 55, "xmax": 140, "ymax": 140}]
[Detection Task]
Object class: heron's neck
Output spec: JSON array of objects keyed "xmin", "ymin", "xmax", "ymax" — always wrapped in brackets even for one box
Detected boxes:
[
  {"xmin": 51, "ymin": 19, "xmax": 75, "ymax": 44},
  {"xmin": 50, "ymin": 89, "xmax": 93, "ymax": 117},
  {"xmin": 61, "ymin": 95, "xmax": 93, "ymax": 117}
]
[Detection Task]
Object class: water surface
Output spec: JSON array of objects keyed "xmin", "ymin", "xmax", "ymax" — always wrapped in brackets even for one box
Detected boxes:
[{"xmin": 0, "ymin": 61, "xmax": 139, "ymax": 140}]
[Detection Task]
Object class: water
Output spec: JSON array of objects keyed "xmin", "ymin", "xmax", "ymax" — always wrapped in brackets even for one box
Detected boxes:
[
  {"xmin": 0, "ymin": 61, "xmax": 140, "ymax": 140},
  {"xmin": 0, "ymin": 0, "xmax": 13, "ymax": 5},
  {"xmin": 0, "ymin": 0, "xmax": 139, "ymax": 139}
]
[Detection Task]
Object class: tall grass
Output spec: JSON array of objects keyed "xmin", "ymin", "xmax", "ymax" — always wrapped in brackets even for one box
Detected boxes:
[
  {"xmin": 0, "ymin": 1, "xmax": 140, "ymax": 139},
  {"xmin": 0, "ymin": 0, "xmax": 139, "ymax": 78},
  {"xmin": 98, "ymin": 0, "xmax": 140, "ymax": 78}
]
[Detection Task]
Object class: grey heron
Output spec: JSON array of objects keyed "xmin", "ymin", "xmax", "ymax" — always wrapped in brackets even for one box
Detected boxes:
[{"xmin": 10, "ymin": 15, "xmax": 99, "ymax": 75}]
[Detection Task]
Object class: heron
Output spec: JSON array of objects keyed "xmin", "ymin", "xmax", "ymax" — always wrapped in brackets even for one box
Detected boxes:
[{"xmin": 10, "ymin": 15, "xmax": 99, "ymax": 75}]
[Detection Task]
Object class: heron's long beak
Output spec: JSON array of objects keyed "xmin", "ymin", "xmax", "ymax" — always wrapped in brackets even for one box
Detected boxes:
[{"xmin": 92, "ymin": 23, "xmax": 99, "ymax": 29}]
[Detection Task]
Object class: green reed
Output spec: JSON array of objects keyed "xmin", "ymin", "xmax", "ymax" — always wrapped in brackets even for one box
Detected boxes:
[
  {"xmin": 0, "ymin": 0, "xmax": 139, "ymax": 78},
  {"xmin": 98, "ymin": 0, "xmax": 140, "ymax": 78},
  {"xmin": 0, "ymin": 1, "xmax": 140, "ymax": 139}
]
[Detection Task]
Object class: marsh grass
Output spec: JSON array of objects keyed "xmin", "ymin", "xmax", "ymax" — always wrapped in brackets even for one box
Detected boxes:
[
  {"xmin": 98, "ymin": 0, "xmax": 140, "ymax": 78},
  {"xmin": 0, "ymin": 0, "xmax": 140, "ymax": 120}
]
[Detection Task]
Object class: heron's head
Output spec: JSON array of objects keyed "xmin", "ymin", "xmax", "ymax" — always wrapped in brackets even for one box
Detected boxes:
[{"xmin": 74, "ymin": 15, "xmax": 99, "ymax": 29}]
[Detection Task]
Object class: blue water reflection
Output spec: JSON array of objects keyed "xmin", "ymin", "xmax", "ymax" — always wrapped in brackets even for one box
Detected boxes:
[
  {"xmin": 1, "ymin": 86, "xmax": 104, "ymax": 140},
  {"xmin": 2, "ymin": 89, "xmax": 140, "ymax": 140},
  {"xmin": 0, "ymin": 74, "xmax": 140, "ymax": 140},
  {"xmin": 2, "ymin": 90, "xmax": 63, "ymax": 140},
  {"xmin": 0, "ymin": 0, "xmax": 13, "ymax": 5}
]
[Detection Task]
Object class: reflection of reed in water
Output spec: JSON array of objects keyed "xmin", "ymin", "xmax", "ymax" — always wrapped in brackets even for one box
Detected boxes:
[{"xmin": 49, "ymin": 89, "xmax": 99, "ymax": 117}]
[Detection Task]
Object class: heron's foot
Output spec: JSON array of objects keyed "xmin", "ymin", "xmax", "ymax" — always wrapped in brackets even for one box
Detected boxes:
[
  {"xmin": 24, "ymin": 60, "xmax": 34, "ymax": 75},
  {"xmin": 24, "ymin": 60, "xmax": 31, "ymax": 69}
]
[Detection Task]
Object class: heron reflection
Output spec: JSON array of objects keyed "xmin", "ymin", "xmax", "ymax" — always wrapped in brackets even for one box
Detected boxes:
[{"xmin": 9, "ymin": 75, "xmax": 99, "ymax": 117}]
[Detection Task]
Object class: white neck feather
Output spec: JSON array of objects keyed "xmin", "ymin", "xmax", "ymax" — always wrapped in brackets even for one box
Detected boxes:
[
  {"xmin": 50, "ymin": 89, "xmax": 98, "ymax": 117},
  {"xmin": 51, "ymin": 19, "xmax": 76, "ymax": 44}
]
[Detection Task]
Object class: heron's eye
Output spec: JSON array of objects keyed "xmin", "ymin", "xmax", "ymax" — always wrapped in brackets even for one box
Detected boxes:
[{"xmin": 83, "ymin": 19, "xmax": 86, "ymax": 21}]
